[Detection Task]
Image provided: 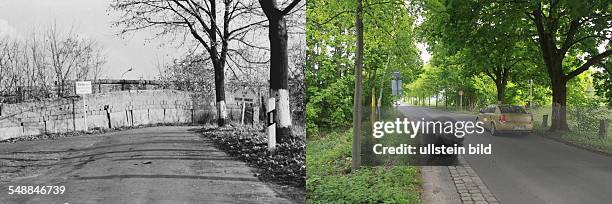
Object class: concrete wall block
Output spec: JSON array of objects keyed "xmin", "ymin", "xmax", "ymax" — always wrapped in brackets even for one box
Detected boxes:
[
  {"xmin": 0, "ymin": 126, "xmax": 24, "ymax": 140},
  {"xmin": 0, "ymin": 90, "xmax": 197, "ymax": 140}
]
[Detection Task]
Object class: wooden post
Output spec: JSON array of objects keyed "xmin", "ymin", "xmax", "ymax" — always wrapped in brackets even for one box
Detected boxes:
[
  {"xmin": 599, "ymin": 119, "xmax": 609, "ymax": 139},
  {"xmin": 542, "ymin": 115, "xmax": 548, "ymax": 128}
]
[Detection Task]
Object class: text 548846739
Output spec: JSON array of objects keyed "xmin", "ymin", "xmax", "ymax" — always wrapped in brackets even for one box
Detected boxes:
[{"xmin": 7, "ymin": 186, "xmax": 65, "ymax": 195}]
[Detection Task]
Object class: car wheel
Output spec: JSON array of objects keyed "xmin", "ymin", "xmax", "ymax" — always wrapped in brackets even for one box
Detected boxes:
[{"xmin": 490, "ymin": 123, "xmax": 496, "ymax": 136}]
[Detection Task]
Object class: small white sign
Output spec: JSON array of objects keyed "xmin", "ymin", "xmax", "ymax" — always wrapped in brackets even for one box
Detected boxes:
[{"xmin": 75, "ymin": 81, "xmax": 92, "ymax": 95}]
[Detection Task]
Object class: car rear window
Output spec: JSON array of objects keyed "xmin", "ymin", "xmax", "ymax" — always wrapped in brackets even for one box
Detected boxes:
[{"xmin": 499, "ymin": 106, "xmax": 527, "ymax": 114}]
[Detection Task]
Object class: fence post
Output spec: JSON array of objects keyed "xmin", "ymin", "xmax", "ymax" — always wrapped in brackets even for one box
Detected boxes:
[
  {"xmin": 542, "ymin": 115, "xmax": 548, "ymax": 128},
  {"xmin": 599, "ymin": 119, "xmax": 609, "ymax": 139}
]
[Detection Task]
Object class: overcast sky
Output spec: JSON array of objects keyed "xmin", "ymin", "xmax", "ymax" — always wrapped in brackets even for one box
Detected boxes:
[{"xmin": 0, "ymin": 0, "xmax": 184, "ymax": 80}]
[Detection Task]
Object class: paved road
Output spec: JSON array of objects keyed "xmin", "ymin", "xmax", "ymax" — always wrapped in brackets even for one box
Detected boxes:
[
  {"xmin": 0, "ymin": 126, "xmax": 292, "ymax": 203},
  {"xmin": 399, "ymin": 106, "xmax": 612, "ymax": 204}
]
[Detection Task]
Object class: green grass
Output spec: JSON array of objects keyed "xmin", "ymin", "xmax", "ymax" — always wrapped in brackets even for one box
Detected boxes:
[
  {"xmin": 306, "ymin": 130, "xmax": 421, "ymax": 204},
  {"xmin": 530, "ymin": 106, "xmax": 612, "ymax": 154}
]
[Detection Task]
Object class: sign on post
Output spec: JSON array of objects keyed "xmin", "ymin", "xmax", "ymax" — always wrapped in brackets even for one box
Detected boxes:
[
  {"xmin": 392, "ymin": 80, "xmax": 397, "ymax": 96},
  {"xmin": 75, "ymin": 81, "xmax": 92, "ymax": 131},
  {"xmin": 75, "ymin": 81, "xmax": 92, "ymax": 95},
  {"xmin": 391, "ymin": 72, "xmax": 402, "ymax": 97},
  {"xmin": 267, "ymin": 98, "xmax": 276, "ymax": 151},
  {"xmin": 397, "ymin": 80, "xmax": 402, "ymax": 97}
]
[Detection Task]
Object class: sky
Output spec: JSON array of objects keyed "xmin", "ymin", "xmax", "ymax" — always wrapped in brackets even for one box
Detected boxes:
[
  {"xmin": 417, "ymin": 43, "xmax": 431, "ymax": 64},
  {"xmin": 0, "ymin": 0, "xmax": 183, "ymax": 80}
]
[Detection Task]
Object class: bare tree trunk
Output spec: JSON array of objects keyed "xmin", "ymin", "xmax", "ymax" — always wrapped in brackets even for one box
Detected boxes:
[
  {"xmin": 267, "ymin": 13, "xmax": 292, "ymax": 139},
  {"xmin": 260, "ymin": 0, "xmax": 301, "ymax": 141},
  {"xmin": 213, "ymin": 60, "xmax": 227, "ymax": 127}
]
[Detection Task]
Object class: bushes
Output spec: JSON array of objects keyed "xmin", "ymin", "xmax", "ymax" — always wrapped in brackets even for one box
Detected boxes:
[
  {"xmin": 306, "ymin": 130, "xmax": 421, "ymax": 203},
  {"xmin": 306, "ymin": 77, "xmax": 355, "ymax": 137}
]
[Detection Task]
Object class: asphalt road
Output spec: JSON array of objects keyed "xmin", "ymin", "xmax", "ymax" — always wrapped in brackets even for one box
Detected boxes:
[
  {"xmin": 398, "ymin": 105, "xmax": 612, "ymax": 204},
  {"xmin": 0, "ymin": 126, "xmax": 292, "ymax": 203}
]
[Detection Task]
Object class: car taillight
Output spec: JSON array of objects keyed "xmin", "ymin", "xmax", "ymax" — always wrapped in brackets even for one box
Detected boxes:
[{"xmin": 499, "ymin": 115, "xmax": 507, "ymax": 123}]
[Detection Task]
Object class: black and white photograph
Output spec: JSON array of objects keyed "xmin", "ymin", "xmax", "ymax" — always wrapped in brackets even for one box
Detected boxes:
[{"xmin": 0, "ymin": 0, "xmax": 306, "ymax": 203}]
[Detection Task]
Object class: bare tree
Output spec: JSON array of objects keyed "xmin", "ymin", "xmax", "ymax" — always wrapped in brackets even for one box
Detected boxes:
[
  {"xmin": 46, "ymin": 25, "xmax": 106, "ymax": 97},
  {"xmin": 111, "ymin": 0, "xmax": 265, "ymax": 126},
  {"xmin": 0, "ymin": 26, "xmax": 106, "ymax": 102},
  {"xmin": 158, "ymin": 53, "xmax": 215, "ymax": 96}
]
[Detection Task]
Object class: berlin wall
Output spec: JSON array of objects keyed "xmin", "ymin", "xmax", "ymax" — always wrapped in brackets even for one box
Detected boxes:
[{"xmin": 0, "ymin": 90, "xmax": 252, "ymax": 141}]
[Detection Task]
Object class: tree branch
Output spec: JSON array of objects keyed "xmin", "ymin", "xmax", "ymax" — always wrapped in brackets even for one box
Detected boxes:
[
  {"xmin": 566, "ymin": 50, "xmax": 612, "ymax": 80},
  {"xmin": 281, "ymin": 0, "xmax": 302, "ymax": 15}
]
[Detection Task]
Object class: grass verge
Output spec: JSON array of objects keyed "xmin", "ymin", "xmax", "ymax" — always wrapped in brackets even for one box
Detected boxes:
[
  {"xmin": 307, "ymin": 129, "xmax": 421, "ymax": 203},
  {"xmin": 530, "ymin": 107, "xmax": 612, "ymax": 155}
]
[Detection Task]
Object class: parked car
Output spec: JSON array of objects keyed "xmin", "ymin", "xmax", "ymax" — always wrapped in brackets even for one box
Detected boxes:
[{"xmin": 477, "ymin": 104, "xmax": 533, "ymax": 136}]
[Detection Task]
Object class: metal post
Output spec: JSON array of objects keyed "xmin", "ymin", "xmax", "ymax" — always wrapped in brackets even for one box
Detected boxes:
[
  {"xmin": 267, "ymin": 98, "xmax": 276, "ymax": 151},
  {"xmin": 82, "ymin": 95, "xmax": 88, "ymax": 131},
  {"xmin": 460, "ymin": 94, "xmax": 463, "ymax": 112},
  {"xmin": 529, "ymin": 79, "xmax": 533, "ymax": 108}
]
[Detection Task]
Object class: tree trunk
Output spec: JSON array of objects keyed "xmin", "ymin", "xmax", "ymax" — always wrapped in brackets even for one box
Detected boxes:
[
  {"xmin": 270, "ymin": 16, "xmax": 292, "ymax": 140},
  {"xmin": 261, "ymin": 2, "xmax": 292, "ymax": 141},
  {"xmin": 352, "ymin": 0, "xmax": 364, "ymax": 171},
  {"xmin": 550, "ymin": 78, "xmax": 569, "ymax": 131},
  {"xmin": 495, "ymin": 81, "xmax": 505, "ymax": 104},
  {"xmin": 213, "ymin": 60, "xmax": 227, "ymax": 127}
]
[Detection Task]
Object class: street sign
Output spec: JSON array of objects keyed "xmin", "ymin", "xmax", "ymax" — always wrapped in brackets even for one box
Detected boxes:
[
  {"xmin": 393, "ymin": 71, "xmax": 401, "ymax": 80},
  {"xmin": 75, "ymin": 81, "xmax": 92, "ymax": 131},
  {"xmin": 397, "ymin": 80, "xmax": 402, "ymax": 97},
  {"xmin": 391, "ymin": 71, "xmax": 402, "ymax": 96},
  {"xmin": 392, "ymin": 80, "xmax": 397, "ymax": 96},
  {"xmin": 75, "ymin": 81, "xmax": 92, "ymax": 95},
  {"xmin": 458, "ymin": 90, "xmax": 464, "ymax": 96}
]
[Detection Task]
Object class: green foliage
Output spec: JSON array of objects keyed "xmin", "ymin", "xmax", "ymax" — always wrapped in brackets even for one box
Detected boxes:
[
  {"xmin": 306, "ymin": 0, "xmax": 421, "ymax": 134},
  {"xmin": 412, "ymin": 0, "xmax": 610, "ymax": 114},
  {"xmin": 306, "ymin": 130, "xmax": 420, "ymax": 203},
  {"xmin": 531, "ymin": 106, "xmax": 612, "ymax": 153},
  {"xmin": 594, "ymin": 72, "xmax": 612, "ymax": 108}
]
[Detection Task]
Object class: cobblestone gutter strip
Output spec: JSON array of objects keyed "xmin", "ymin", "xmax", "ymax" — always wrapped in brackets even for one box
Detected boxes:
[{"xmin": 450, "ymin": 156, "xmax": 499, "ymax": 204}]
